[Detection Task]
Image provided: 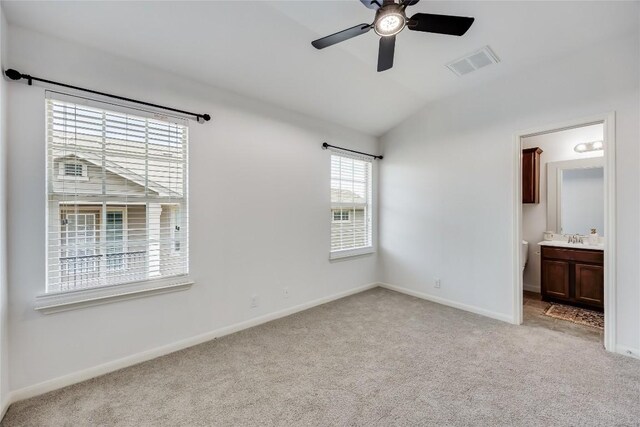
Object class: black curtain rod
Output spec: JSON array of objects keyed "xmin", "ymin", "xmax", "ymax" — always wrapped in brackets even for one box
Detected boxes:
[
  {"xmin": 322, "ymin": 142, "xmax": 383, "ymax": 160},
  {"xmin": 4, "ymin": 68, "xmax": 211, "ymax": 124}
]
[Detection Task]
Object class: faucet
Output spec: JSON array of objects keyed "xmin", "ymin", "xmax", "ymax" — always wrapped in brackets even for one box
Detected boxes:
[{"xmin": 568, "ymin": 234, "xmax": 584, "ymax": 244}]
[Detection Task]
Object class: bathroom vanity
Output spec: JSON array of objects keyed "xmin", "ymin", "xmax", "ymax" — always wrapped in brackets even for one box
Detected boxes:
[{"xmin": 539, "ymin": 241, "xmax": 604, "ymax": 311}]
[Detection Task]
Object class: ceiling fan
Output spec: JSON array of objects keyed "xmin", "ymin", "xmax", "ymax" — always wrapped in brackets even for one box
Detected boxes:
[{"xmin": 311, "ymin": 0, "xmax": 475, "ymax": 72}]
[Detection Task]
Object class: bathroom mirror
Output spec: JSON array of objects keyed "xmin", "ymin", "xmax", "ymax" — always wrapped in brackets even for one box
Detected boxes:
[{"xmin": 547, "ymin": 158, "xmax": 604, "ymax": 236}]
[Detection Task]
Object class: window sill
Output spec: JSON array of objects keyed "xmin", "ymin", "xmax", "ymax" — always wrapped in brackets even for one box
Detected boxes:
[
  {"xmin": 330, "ymin": 247, "xmax": 375, "ymax": 260},
  {"xmin": 35, "ymin": 276, "xmax": 194, "ymax": 314}
]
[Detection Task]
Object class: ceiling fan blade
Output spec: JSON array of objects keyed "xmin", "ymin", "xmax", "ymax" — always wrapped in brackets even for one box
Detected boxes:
[
  {"xmin": 377, "ymin": 35, "xmax": 396, "ymax": 72},
  {"xmin": 311, "ymin": 24, "xmax": 372, "ymax": 49},
  {"xmin": 359, "ymin": 0, "xmax": 382, "ymax": 10},
  {"xmin": 401, "ymin": 0, "xmax": 420, "ymax": 7},
  {"xmin": 407, "ymin": 13, "xmax": 475, "ymax": 36}
]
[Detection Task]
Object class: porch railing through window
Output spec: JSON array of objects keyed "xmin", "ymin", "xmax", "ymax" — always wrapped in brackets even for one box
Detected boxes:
[{"xmin": 59, "ymin": 251, "xmax": 147, "ymax": 291}]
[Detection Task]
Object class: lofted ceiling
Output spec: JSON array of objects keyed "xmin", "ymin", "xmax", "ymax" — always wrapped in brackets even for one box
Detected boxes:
[{"xmin": 2, "ymin": 1, "xmax": 638, "ymax": 136}]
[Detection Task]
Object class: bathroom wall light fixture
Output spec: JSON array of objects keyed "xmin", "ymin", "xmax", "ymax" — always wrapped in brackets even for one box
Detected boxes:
[{"xmin": 574, "ymin": 140, "xmax": 604, "ymax": 153}]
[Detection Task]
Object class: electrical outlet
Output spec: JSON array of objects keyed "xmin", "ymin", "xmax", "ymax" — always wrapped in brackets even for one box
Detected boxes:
[
  {"xmin": 250, "ymin": 294, "xmax": 259, "ymax": 308},
  {"xmin": 283, "ymin": 287, "xmax": 290, "ymax": 299},
  {"xmin": 435, "ymin": 279, "xmax": 441, "ymax": 289}
]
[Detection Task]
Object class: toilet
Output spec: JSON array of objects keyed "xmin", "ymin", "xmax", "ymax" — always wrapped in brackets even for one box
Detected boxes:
[{"xmin": 521, "ymin": 240, "xmax": 529, "ymax": 273}]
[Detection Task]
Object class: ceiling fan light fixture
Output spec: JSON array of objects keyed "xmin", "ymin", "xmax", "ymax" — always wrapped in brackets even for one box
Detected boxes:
[
  {"xmin": 374, "ymin": 6, "xmax": 406, "ymax": 36},
  {"xmin": 311, "ymin": 0, "xmax": 475, "ymax": 72}
]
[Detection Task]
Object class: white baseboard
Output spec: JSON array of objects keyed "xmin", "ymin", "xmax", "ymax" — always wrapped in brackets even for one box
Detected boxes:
[
  {"xmin": 378, "ymin": 283, "xmax": 514, "ymax": 324},
  {"xmin": 523, "ymin": 283, "xmax": 540, "ymax": 293},
  {"xmin": 1, "ymin": 395, "xmax": 9, "ymax": 420},
  {"xmin": 615, "ymin": 345, "xmax": 640, "ymax": 360},
  {"xmin": 7, "ymin": 282, "xmax": 379, "ymax": 406}
]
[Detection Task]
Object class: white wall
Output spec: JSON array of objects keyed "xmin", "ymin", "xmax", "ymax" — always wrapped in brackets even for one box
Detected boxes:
[
  {"xmin": 379, "ymin": 31, "xmax": 639, "ymax": 356},
  {"xmin": 6, "ymin": 26, "xmax": 380, "ymax": 393},
  {"xmin": 561, "ymin": 167, "xmax": 604, "ymax": 236},
  {"xmin": 521, "ymin": 125, "xmax": 604, "ymax": 292},
  {"xmin": 0, "ymin": 3, "xmax": 9, "ymax": 414}
]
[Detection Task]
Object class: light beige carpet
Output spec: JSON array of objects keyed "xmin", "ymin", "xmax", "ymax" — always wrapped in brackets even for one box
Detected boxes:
[{"xmin": 3, "ymin": 288, "xmax": 639, "ymax": 426}]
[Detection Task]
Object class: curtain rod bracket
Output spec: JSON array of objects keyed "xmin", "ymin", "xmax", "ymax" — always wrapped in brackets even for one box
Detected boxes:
[
  {"xmin": 4, "ymin": 68, "xmax": 211, "ymax": 123},
  {"xmin": 322, "ymin": 142, "xmax": 383, "ymax": 160}
]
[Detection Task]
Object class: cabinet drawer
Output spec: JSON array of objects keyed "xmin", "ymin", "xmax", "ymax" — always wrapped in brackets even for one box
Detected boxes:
[{"xmin": 541, "ymin": 247, "xmax": 603, "ymax": 264}]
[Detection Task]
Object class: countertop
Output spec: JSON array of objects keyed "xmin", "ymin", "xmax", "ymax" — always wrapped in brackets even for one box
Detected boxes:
[{"xmin": 537, "ymin": 240, "xmax": 604, "ymax": 251}]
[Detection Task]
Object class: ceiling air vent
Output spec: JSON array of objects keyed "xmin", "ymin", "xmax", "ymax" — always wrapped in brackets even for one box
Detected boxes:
[{"xmin": 446, "ymin": 46, "xmax": 499, "ymax": 76}]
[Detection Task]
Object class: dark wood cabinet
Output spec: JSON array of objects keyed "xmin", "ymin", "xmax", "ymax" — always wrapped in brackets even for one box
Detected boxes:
[
  {"xmin": 522, "ymin": 147, "xmax": 543, "ymax": 204},
  {"xmin": 542, "ymin": 260, "xmax": 570, "ymax": 300},
  {"xmin": 575, "ymin": 263, "xmax": 604, "ymax": 306},
  {"xmin": 540, "ymin": 246, "xmax": 604, "ymax": 311}
]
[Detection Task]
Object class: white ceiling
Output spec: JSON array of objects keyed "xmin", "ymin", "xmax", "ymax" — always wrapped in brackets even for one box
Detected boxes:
[{"xmin": 2, "ymin": 1, "xmax": 638, "ymax": 136}]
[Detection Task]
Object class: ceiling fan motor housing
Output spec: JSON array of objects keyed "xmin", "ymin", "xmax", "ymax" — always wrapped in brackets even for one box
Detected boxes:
[{"xmin": 374, "ymin": 3, "xmax": 407, "ymax": 37}]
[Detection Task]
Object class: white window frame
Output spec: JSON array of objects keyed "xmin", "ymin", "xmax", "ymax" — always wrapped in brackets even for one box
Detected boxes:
[
  {"xmin": 38, "ymin": 93, "xmax": 193, "ymax": 314},
  {"xmin": 329, "ymin": 150, "xmax": 375, "ymax": 260}
]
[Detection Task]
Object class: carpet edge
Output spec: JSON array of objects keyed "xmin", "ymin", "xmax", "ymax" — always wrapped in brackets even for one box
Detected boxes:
[
  {"xmin": 378, "ymin": 282, "xmax": 515, "ymax": 324},
  {"xmin": 5, "ymin": 282, "xmax": 380, "ymax": 408}
]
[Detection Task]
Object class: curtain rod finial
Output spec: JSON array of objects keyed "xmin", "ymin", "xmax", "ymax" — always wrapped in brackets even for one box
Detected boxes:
[
  {"xmin": 197, "ymin": 114, "xmax": 211, "ymax": 124},
  {"xmin": 5, "ymin": 69, "xmax": 22, "ymax": 81}
]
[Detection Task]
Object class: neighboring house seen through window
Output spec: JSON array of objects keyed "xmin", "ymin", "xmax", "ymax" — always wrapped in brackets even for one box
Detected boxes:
[
  {"xmin": 330, "ymin": 151, "xmax": 373, "ymax": 258},
  {"xmin": 63, "ymin": 162, "xmax": 84, "ymax": 177},
  {"xmin": 332, "ymin": 209, "xmax": 351, "ymax": 222},
  {"xmin": 46, "ymin": 95, "xmax": 189, "ymax": 293}
]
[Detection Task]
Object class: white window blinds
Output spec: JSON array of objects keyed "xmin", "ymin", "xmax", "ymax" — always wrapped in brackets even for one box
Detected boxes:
[
  {"xmin": 46, "ymin": 94, "xmax": 189, "ymax": 293},
  {"xmin": 330, "ymin": 151, "xmax": 373, "ymax": 257}
]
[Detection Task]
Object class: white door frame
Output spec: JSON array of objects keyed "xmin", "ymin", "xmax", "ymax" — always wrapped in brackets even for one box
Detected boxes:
[{"xmin": 512, "ymin": 112, "xmax": 616, "ymax": 352}]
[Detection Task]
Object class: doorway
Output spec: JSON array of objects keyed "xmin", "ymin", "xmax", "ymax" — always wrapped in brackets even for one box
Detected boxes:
[{"xmin": 513, "ymin": 114, "xmax": 615, "ymax": 351}]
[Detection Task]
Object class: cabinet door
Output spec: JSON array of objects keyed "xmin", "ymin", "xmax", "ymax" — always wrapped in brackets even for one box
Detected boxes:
[
  {"xmin": 542, "ymin": 260, "xmax": 570, "ymax": 299},
  {"xmin": 522, "ymin": 148, "xmax": 542, "ymax": 204},
  {"xmin": 575, "ymin": 263, "xmax": 604, "ymax": 308}
]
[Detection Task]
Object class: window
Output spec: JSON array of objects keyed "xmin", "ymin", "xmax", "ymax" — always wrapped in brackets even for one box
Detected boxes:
[
  {"xmin": 105, "ymin": 209, "xmax": 125, "ymax": 271},
  {"xmin": 46, "ymin": 95, "xmax": 189, "ymax": 293},
  {"xmin": 62, "ymin": 213, "xmax": 97, "ymax": 258},
  {"xmin": 332, "ymin": 209, "xmax": 351, "ymax": 223},
  {"xmin": 330, "ymin": 152, "xmax": 373, "ymax": 258},
  {"xmin": 63, "ymin": 162, "xmax": 84, "ymax": 177}
]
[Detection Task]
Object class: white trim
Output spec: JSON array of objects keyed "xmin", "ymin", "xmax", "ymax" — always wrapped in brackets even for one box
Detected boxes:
[
  {"xmin": 10, "ymin": 283, "xmax": 378, "ymax": 404},
  {"xmin": 603, "ymin": 113, "xmax": 616, "ymax": 352},
  {"xmin": 513, "ymin": 128, "xmax": 524, "ymax": 325},
  {"xmin": 35, "ymin": 276, "xmax": 194, "ymax": 314},
  {"xmin": 523, "ymin": 283, "xmax": 541, "ymax": 293},
  {"xmin": 513, "ymin": 113, "xmax": 616, "ymax": 352},
  {"xmin": 615, "ymin": 345, "xmax": 640, "ymax": 360},
  {"xmin": 329, "ymin": 246, "xmax": 375, "ymax": 260},
  {"xmin": 1, "ymin": 396, "xmax": 9, "ymax": 422},
  {"xmin": 378, "ymin": 283, "xmax": 514, "ymax": 323}
]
